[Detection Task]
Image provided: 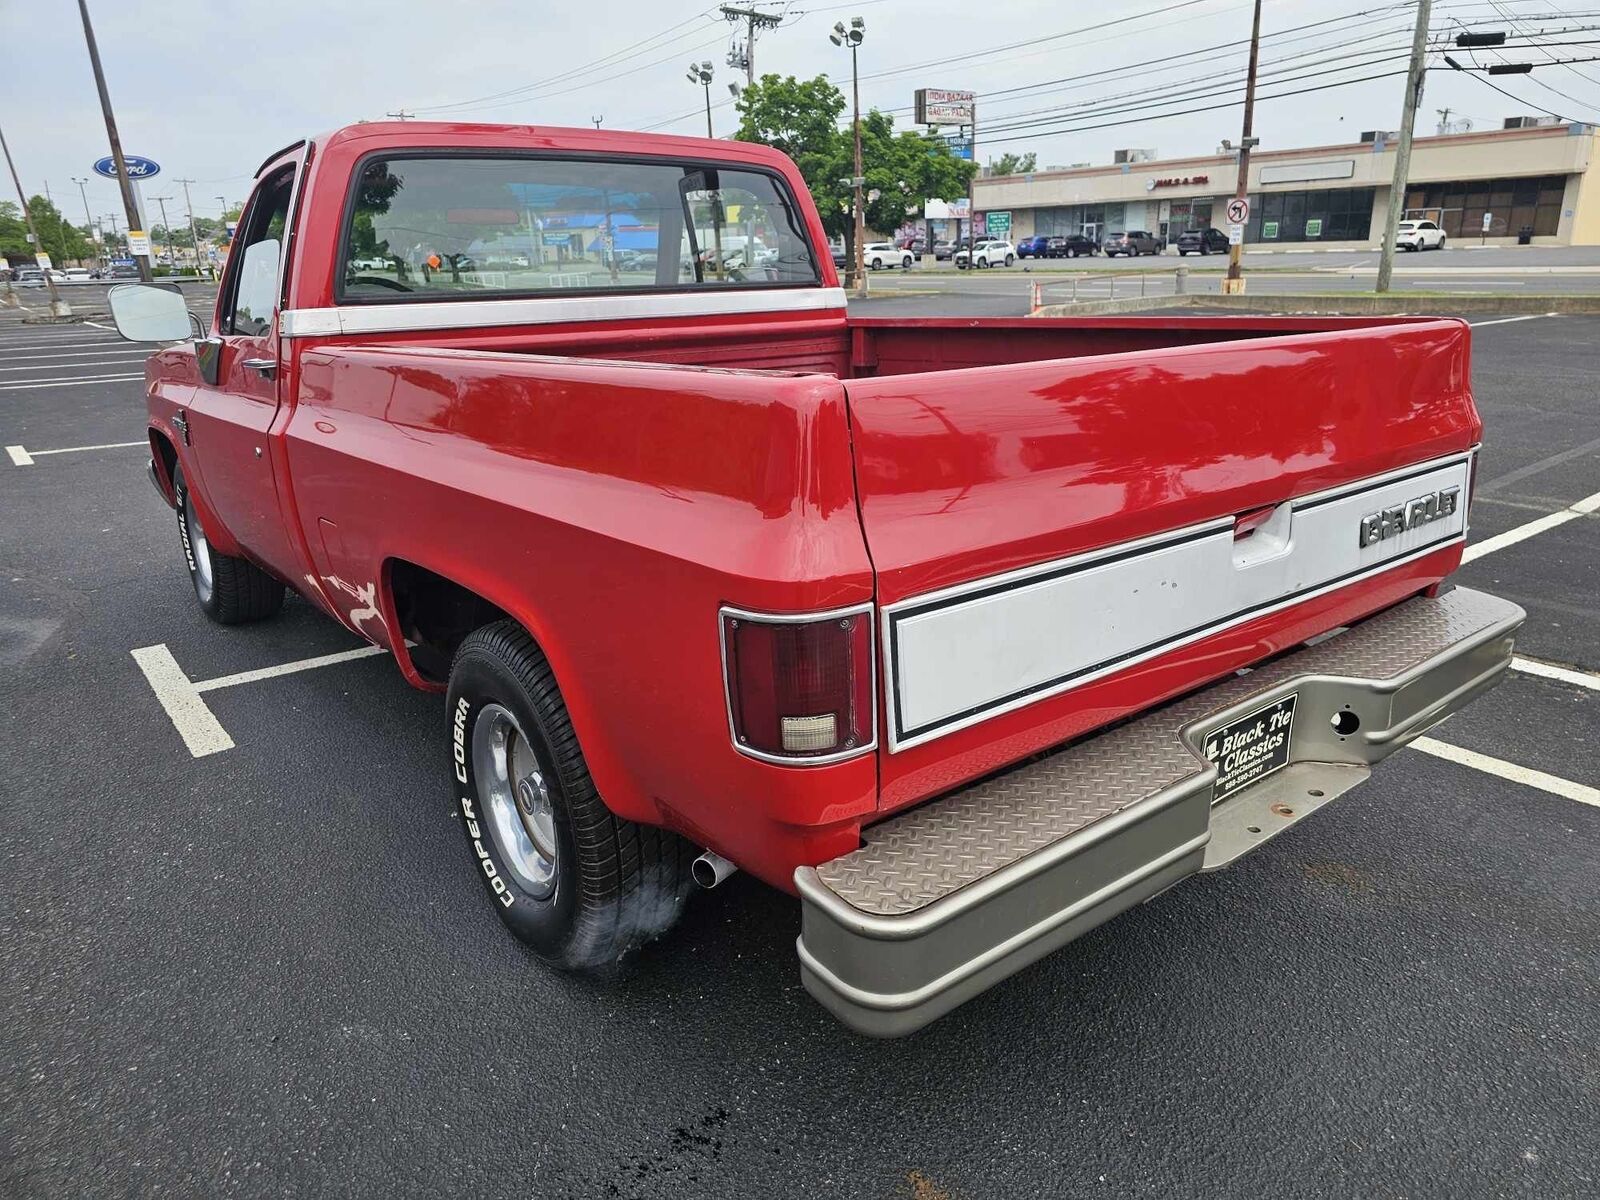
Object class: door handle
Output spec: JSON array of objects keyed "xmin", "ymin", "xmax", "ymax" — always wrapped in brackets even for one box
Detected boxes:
[{"xmin": 241, "ymin": 357, "xmax": 278, "ymax": 380}]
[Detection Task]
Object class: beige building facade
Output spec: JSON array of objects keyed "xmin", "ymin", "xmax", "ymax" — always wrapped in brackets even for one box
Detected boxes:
[{"xmin": 975, "ymin": 123, "xmax": 1600, "ymax": 249}]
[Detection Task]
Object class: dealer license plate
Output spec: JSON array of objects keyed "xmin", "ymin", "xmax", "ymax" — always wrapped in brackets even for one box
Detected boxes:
[{"xmin": 1203, "ymin": 694, "xmax": 1297, "ymax": 804}]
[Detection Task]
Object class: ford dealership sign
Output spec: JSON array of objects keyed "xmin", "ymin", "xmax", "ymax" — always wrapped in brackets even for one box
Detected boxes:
[{"xmin": 92, "ymin": 155, "xmax": 160, "ymax": 180}]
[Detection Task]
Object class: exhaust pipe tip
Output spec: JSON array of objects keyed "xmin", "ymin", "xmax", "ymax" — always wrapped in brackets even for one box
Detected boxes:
[{"xmin": 692, "ymin": 850, "xmax": 737, "ymax": 889}]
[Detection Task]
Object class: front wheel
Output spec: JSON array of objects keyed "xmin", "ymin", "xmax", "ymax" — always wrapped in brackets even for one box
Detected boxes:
[
  {"xmin": 447, "ymin": 621, "xmax": 693, "ymax": 968},
  {"xmin": 172, "ymin": 466, "xmax": 284, "ymax": 624}
]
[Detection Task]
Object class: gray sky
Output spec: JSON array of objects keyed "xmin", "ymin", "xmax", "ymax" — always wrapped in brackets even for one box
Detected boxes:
[{"xmin": 3, "ymin": 0, "xmax": 1593, "ymax": 225}]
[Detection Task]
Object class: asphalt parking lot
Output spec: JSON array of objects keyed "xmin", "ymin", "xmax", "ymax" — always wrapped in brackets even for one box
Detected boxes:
[{"xmin": 1, "ymin": 282, "xmax": 1596, "ymax": 1198}]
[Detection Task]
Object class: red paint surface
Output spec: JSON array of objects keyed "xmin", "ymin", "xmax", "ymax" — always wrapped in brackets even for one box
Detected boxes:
[{"xmin": 144, "ymin": 122, "xmax": 1483, "ymax": 890}]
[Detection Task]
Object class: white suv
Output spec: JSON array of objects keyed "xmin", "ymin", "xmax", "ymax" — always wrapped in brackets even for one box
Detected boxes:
[
  {"xmin": 955, "ymin": 239, "xmax": 1016, "ymax": 269},
  {"xmin": 1396, "ymin": 219, "xmax": 1446, "ymax": 251},
  {"xmin": 863, "ymin": 242, "xmax": 914, "ymax": 270}
]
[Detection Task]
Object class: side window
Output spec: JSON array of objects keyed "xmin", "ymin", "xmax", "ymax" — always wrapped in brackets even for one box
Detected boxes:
[{"xmin": 223, "ymin": 167, "xmax": 294, "ymax": 337}]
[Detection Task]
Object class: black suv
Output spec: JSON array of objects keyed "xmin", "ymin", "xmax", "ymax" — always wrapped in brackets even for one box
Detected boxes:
[{"xmin": 1176, "ymin": 227, "xmax": 1230, "ymax": 256}]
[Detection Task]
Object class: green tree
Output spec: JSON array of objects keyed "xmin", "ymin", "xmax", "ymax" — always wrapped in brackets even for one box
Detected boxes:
[
  {"xmin": 987, "ymin": 151, "xmax": 1036, "ymax": 177},
  {"xmin": 0, "ymin": 200, "xmax": 27, "ymax": 260},
  {"xmin": 735, "ymin": 73, "xmax": 973, "ymax": 253},
  {"xmin": 27, "ymin": 195, "xmax": 92, "ymax": 264}
]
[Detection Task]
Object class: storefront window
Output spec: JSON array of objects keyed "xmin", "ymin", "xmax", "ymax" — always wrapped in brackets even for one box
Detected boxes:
[
  {"xmin": 1244, "ymin": 188, "xmax": 1375, "ymax": 242},
  {"xmin": 1404, "ymin": 174, "xmax": 1568, "ymax": 238}
]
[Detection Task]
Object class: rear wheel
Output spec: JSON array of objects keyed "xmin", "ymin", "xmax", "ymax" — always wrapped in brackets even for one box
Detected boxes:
[
  {"xmin": 447, "ymin": 620, "xmax": 693, "ymax": 968},
  {"xmin": 1004, "ymin": 254, "xmax": 1015, "ymax": 267},
  {"xmin": 172, "ymin": 466, "xmax": 284, "ymax": 625}
]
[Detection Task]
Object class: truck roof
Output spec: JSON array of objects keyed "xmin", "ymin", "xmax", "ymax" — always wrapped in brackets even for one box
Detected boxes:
[{"xmin": 290, "ymin": 121, "xmax": 801, "ymax": 175}]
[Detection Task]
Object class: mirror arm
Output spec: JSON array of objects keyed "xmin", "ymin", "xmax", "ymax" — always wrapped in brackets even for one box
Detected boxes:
[{"xmin": 188, "ymin": 311, "xmax": 205, "ymax": 340}]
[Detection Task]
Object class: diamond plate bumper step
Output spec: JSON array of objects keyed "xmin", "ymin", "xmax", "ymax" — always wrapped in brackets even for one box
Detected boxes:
[{"xmin": 796, "ymin": 587, "xmax": 1524, "ymax": 1036}]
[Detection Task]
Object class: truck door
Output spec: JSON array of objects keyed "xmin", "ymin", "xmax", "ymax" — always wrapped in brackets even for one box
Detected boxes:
[{"xmin": 184, "ymin": 160, "xmax": 303, "ymax": 582}]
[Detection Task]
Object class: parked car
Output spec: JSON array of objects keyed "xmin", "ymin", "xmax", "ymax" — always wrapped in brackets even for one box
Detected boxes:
[
  {"xmin": 108, "ymin": 263, "xmax": 141, "ymax": 280},
  {"xmin": 13, "ymin": 267, "xmax": 45, "ymax": 286},
  {"xmin": 1104, "ymin": 230, "xmax": 1161, "ymax": 256},
  {"xmin": 108, "ymin": 121, "xmax": 1522, "ymax": 1038},
  {"xmin": 1060, "ymin": 234, "xmax": 1098, "ymax": 257},
  {"xmin": 863, "ymin": 242, "xmax": 914, "ymax": 270},
  {"xmin": 1016, "ymin": 236, "xmax": 1053, "ymax": 259},
  {"xmin": 1176, "ymin": 227, "xmax": 1230, "ymax": 256},
  {"xmin": 896, "ymin": 236, "xmax": 926, "ymax": 254},
  {"xmin": 955, "ymin": 239, "xmax": 1016, "ymax": 268},
  {"xmin": 1396, "ymin": 219, "xmax": 1446, "ymax": 251},
  {"xmin": 932, "ymin": 239, "xmax": 956, "ymax": 260},
  {"xmin": 62, "ymin": 267, "xmax": 95, "ymax": 283}
]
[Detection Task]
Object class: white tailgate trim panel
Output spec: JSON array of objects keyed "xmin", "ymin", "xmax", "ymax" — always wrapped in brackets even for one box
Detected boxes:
[
  {"xmin": 883, "ymin": 453, "xmax": 1473, "ymax": 751},
  {"xmin": 279, "ymin": 287, "xmax": 848, "ymax": 338}
]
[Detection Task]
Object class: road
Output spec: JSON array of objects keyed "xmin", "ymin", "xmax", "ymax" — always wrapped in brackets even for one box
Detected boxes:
[{"xmin": 1, "ymin": 282, "xmax": 1596, "ymax": 1198}]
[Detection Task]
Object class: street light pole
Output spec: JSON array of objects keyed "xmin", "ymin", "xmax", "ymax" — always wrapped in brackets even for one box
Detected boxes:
[
  {"xmin": 0, "ymin": 122, "xmax": 71, "ymax": 316},
  {"xmin": 71, "ymin": 176, "xmax": 97, "ymax": 266},
  {"xmin": 77, "ymin": 0, "xmax": 151, "ymax": 282},
  {"xmin": 1376, "ymin": 0, "xmax": 1432, "ymax": 293},
  {"xmin": 1222, "ymin": 0, "xmax": 1263, "ymax": 295},
  {"xmin": 686, "ymin": 61, "xmax": 715, "ymax": 137},
  {"xmin": 830, "ymin": 17, "xmax": 867, "ymax": 299}
]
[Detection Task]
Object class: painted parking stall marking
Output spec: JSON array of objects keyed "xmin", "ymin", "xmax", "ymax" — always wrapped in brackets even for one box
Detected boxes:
[
  {"xmin": 1462, "ymin": 488, "xmax": 1600, "ymax": 563},
  {"xmin": 1411, "ymin": 736, "xmax": 1600, "ymax": 809},
  {"xmin": 132, "ymin": 641, "xmax": 389, "ymax": 757},
  {"xmin": 7, "ymin": 440, "xmax": 146, "ymax": 467}
]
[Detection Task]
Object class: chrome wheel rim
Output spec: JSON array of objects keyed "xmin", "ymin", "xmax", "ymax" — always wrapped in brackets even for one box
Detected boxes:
[
  {"xmin": 182, "ymin": 489, "xmax": 214, "ymax": 602},
  {"xmin": 471, "ymin": 703, "xmax": 558, "ymax": 899}
]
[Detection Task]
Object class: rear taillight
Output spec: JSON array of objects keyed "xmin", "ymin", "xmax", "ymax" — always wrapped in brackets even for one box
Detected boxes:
[{"xmin": 720, "ymin": 605, "xmax": 876, "ymax": 764}]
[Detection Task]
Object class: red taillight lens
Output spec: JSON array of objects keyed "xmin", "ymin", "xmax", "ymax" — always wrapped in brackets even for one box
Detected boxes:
[{"xmin": 721, "ymin": 607, "xmax": 875, "ymax": 762}]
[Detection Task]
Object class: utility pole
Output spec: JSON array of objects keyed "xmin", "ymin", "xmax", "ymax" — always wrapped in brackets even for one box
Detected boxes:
[
  {"xmin": 153, "ymin": 195, "xmax": 175, "ymax": 272},
  {"xmin": 1222, "ymin": 0, "xmax": 1263, "ymax": 295},
  {"xmin": 78, "ymin": 0, "xmax": 150, "ymax": 282},
  {"xmin": 966, "ymin": 115, "xmax": 977, "ymax": 268},
  {"xmin": 830, "ymin": 18, "xmax": 867, "ymax": 298},
  {"xmin": 0, "ymin": 123, "xmax": 71, "ymax": 316},
  {"xmin": 721, "ymin": 5, "xmax": 784, "ymax": 86},
  {"xmin": 43, "ymin": 180, "xmax": 71, "ymax": 266},
  {"xmin": 176, "ymin": 178, "xmax": 204, "ymax": 278},
  {"xmin": 1376, "ymin": 0, "xmax": 1432, "ymax": 293}
]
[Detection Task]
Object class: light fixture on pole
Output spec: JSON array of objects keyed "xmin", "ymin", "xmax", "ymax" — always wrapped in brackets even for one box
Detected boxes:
[
  {"xmin": 686, "ymin": 60, "xmax": 716, "ymax": 137},
  {"xmin": 829, "ymin": 16, "xmax": 867, "ymax": 299}
]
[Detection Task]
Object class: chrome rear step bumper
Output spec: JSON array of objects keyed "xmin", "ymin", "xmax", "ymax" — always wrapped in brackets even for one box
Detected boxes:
[{"xmin": 796, "ymin": 587, "xmax": 1525, "ymax": 1036}]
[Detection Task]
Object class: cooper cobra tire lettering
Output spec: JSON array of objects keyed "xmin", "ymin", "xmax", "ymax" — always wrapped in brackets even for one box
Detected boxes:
[
  {"xmin": 452, "ymin": 696, "xmax": 470, "ymax": 783},
  {"xmin": 460, "ymin": 790, "xmax": 514, "ymax": 908},
  {"xmin": 175, "ymin": 488, "xmax": 198, "ymax": 575}
]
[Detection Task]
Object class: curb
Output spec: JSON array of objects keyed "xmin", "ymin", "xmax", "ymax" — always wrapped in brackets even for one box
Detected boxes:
[{"xmin": 1032, "ymin": 293, "xmax": 1600, "ymax": 317}]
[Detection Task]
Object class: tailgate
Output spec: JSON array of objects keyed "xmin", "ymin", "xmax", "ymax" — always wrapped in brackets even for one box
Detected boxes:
[{"xmin": 844, "ymin": 319, "xmax": 1479, "ymax": 808}]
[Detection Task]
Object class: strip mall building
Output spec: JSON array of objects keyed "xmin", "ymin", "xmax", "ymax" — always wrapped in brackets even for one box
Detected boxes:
[{"xmin": 973, "ymin": 121, "xmax": 1600, "ymax": 248}]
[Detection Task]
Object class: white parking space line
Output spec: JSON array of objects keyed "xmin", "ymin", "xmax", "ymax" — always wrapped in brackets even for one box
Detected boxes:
[
  {"xmin": 1, "ymin": 347, "xmax": 148, "ymax": 361},
  {"xmin": 0, "ymin": 373, "xmax": 145, "ymax": 391},
  {"xmin": 131, "ymin": 644, "xmax": 236, "ymax": 757},
  {"xmin": 1466, "ymin": 314, "xmax": 1558, "ymax": 328},
  {"xmin": 1511, "ymin": 656, "xmax": 1600, "ymax": 692},
  {"xmin": 1411, "ymin": 736, "xmax": 1600, "ymax": 809},
  {"xmin": 193, "ymin": 645, "xmax": 388, "ymax": 692},
  {"xmin": 1462, "ymin": 489, "xmax": 1600, "ymax": 562},
  {"xmin": 134, "ymin": 641, "xmax": 389, "ymax": 757},
  {"xmin": 0, "ymin": 359, "xmax": 155, "ymax": 373},
  {"xmin": 0, "ymin": 340, "xmax": 125, "ymax": 353},
  {"xmin": 5, "ymin": 439, "xmax": 145, "ymax": 467}
]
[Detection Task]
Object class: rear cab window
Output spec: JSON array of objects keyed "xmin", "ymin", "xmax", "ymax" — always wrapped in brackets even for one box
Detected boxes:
[{"xmin": 337, "ymin": 153, "xmax": 819, "ymax": 302}]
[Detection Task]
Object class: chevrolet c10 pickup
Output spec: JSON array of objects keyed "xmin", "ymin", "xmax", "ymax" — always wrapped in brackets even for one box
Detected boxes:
[{"xmin": 109, "ymin": 122, "xmax": 1524, "ymax": 1035}]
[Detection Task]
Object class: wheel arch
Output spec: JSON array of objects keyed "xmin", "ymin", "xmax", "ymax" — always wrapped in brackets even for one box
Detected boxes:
[{"xmin": 381, "ymin": 554, "xmax": 657, "ymax": 826}]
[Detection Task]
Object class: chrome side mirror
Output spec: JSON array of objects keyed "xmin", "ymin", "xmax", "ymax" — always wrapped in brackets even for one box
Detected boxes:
[{"xmin": 107, "ymin": 282, "xmax": 193, "ymax": 342}]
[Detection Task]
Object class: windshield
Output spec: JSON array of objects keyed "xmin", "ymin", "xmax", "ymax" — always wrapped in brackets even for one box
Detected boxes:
[{"xmin": 339, "ymin": 154, "xmax": 819, "ymax": 300}]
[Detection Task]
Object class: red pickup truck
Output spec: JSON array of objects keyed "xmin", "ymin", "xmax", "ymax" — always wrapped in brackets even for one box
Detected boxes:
[{"xmin": 111, "ymin": 123, "xmax": 1523, "ymax": 1035}]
